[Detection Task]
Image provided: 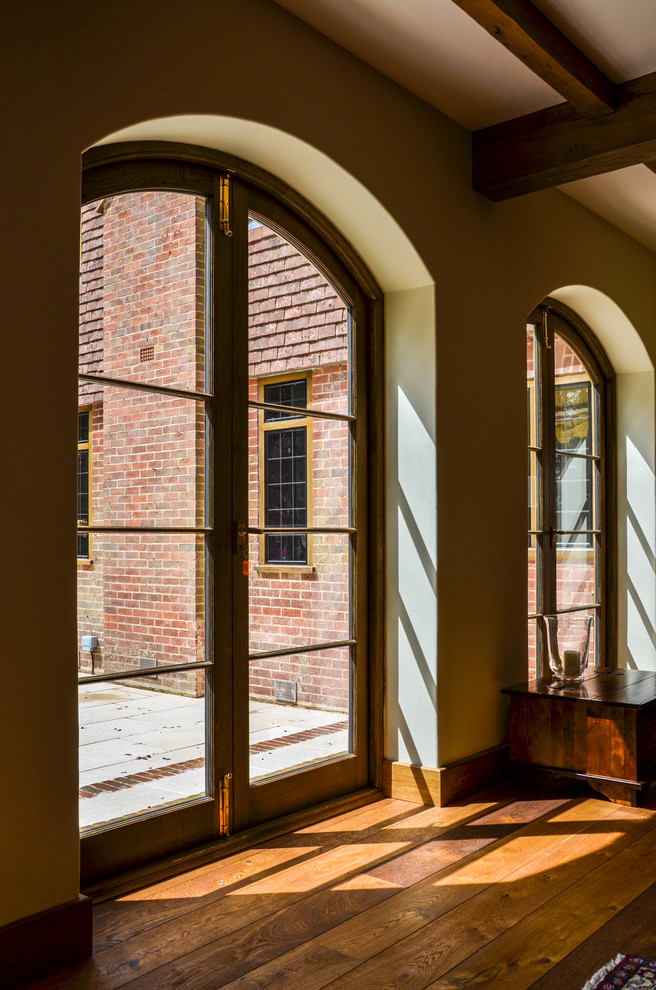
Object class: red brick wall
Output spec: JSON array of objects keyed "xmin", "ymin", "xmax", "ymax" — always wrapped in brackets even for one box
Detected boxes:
[{"xmin": 247, "ymin": 221, "xmax": 348, "ymax": 378}]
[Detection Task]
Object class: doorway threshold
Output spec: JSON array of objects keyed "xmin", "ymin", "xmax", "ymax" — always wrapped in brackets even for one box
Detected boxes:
[{"xmin": 83, "ymin": 786, "xmax": 382, "ymax": 903}]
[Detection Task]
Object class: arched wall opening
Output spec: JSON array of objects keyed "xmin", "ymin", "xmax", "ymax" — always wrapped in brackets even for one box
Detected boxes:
[
  {"xmin": 548, "ymin": 286, "xmax": 655, "ymax": 671},
  {"xmin": 91, "ymin": 115, "xmax": 439, "ymax": 770}
]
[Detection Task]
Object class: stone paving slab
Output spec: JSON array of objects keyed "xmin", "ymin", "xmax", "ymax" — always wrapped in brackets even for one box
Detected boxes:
[
  {"xmin": 79, "ymin": 743, "xmax": 206, "ymax": 786},
  {"xmin": 249, "ymin": 707, "xmax": 345, "ymax": 744},
  {"xmin": 79, "ymin": 681, "xmax": 351, "ymax": 831},
  {"xmin": 80, "ymin": 770, "xmax": 205, "ymax": 829},
  {"xmin": 250, "ymin": 732, "xmax": 349, "ymax": 779}
]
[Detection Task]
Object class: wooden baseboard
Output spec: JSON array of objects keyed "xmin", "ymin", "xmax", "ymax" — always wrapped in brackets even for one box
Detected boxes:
[
  {"xmin": 0, "ymin": 895, "xmax": 92, "ymax": 989},
  {"xmin": 383, "ymin": 744, "xmax": 509, "ymax": 806},
  {"xmin": 440, "ymin": 743, "xmax": 510, "ymax": 805},
  {"xmin": 382, "ymin": 760, "xmax": 443, "ymax": 805}
]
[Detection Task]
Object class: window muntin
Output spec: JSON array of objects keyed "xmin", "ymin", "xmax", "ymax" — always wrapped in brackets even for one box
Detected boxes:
[{"xmin": 527, "ymin": 307, "xmax": 613, "ymax": 678}]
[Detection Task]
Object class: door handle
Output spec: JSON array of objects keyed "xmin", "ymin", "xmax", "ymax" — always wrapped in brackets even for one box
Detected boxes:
[{"xmin": 235, "ymin": 521, "xmax": 249, "ymax": 575}]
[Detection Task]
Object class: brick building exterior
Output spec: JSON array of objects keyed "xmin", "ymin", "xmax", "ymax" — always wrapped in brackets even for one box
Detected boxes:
[{"xmin": 78, "ymin": 193, "xmax": 351, "ymax": 712}]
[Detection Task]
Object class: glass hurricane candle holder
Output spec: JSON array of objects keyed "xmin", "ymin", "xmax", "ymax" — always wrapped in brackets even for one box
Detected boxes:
[{"xmin": 543, "ymin": 614, "xmax": 592, "ymax": 684}]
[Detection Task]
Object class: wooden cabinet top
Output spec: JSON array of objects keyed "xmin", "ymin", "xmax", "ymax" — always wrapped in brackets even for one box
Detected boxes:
[{"xmin": 502, "ymin": 668, "xmax": 656, "ymax": 709}]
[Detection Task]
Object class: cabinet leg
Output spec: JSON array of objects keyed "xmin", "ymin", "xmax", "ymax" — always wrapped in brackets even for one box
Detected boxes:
[{"xmin": 589, "ymin": 780, "xmax": 644, "ymax": 806}]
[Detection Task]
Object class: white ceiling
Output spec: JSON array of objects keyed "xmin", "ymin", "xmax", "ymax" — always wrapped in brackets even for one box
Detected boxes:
[{"xmin": 273, "ymin": 0, "xmax": 656, "ymax": 254}]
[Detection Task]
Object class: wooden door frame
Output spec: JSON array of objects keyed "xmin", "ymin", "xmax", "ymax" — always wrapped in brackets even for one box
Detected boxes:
[{"xmin": 79, "ymin": 143, "xmax": 385, "ymax": 884}]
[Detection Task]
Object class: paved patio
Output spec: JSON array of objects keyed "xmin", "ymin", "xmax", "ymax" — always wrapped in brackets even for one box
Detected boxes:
[{"xmin": 79, "ymin": 681, "xmax": 349, "ymax": 829}]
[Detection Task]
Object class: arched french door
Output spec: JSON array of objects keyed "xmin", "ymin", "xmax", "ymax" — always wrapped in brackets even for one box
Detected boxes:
[{"xmin": 78, "ymin": 147, "xmax": 383, "ymax": 883}]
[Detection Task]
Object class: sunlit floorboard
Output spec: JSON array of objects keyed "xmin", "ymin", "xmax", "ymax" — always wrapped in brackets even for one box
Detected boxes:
[{"xmin": 27, "ymin": 778, "xmax": 656, "ymax": 989}]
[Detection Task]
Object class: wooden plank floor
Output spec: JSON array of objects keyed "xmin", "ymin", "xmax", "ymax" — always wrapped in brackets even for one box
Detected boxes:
[{"xmin": 26, "ymin": 779, "xmax": 656, "ymax": 990}]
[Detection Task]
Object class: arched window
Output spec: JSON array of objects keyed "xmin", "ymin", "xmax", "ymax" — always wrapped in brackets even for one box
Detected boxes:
[
  {"xmin": 527, "ymin": 303, "xmax": 615, "ymax": 678},
  {"xmin": 77, "ymin": 145, "xmax": 383, "ymax": 881}
]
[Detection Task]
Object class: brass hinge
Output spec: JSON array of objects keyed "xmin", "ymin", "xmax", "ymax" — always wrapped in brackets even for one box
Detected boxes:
[
  {"xmin": 219, "ymin": 174, "xmax": 233, "ymax": 237},
  {"xmin": 219, "ymin": 772, "xmax": 233, "ymax": 837}
]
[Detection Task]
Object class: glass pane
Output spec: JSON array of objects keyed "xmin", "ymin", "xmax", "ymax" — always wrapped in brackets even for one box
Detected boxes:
[
  {"xmin": 77, "ymin": 382, "xmax": 206, "ymax": 527},
  {"xmin": 249, "ymin": 647, "xmax": 351, "ymax": 782},
  {"xmin": 78, "ymin": 410, "xmax": 90, "ymax": 444},
  {"xmin": 528, "ymin": 534, "xmax": 539, "ymax": 615},
  {"xmin": 79, "ymin": 674, "xmax": 207, "ymax": 830},
  {"xmin": 589, "ymin": 610, "xmax": 598, "ymax": 667},
  {"xmin": 264, "ymin": 427, "xmax": 308, "ymax": 536},
  {"xmin": 556, "ymin": 452, "xmax": 594, "ymax": 544},
  {"xmin": 249, "ymin": 534, "xmax": 351, "ymax": 655},
  {"xmin": 555, "ymin": 384, "xmax": 592, "ymax": 455},
  {"xmin": 528, "ymin": 617, "xmax": 539, "ymax": 681},
  {"xmin": 553, "ymin": 333, "xmax": 595, "ymax": 455},
  {"xmin": 248, "ymin": 217, "xmax": 350, "ymax": 416},
  {"xmin": 264, "ymin": 532, "xmax": 308, "ymax": 566},
  {"xmin": 248, "ymin": 403, "xmax": 260, "ymax": 528},
  {"xmin": 527, "ymin": 324, "xmax": 538, "ymax": 447},
  {"xmin": 312, "ymin": 417, "xmax": 351, "ymax": 528},
  {"xmin": 79, "ymin": 192, "xmax": 207, "ymax": 394},
  {"xmin": 556, "ymin": 539, "xmax": 598, "ymax": 610},
  {"xmin": 77, "ymin": 532, "xmax": 206, "ymax": 678},
  {"xmin": 527, "ymin": 322, "xmax": 539, "ymax": 683},
  {"xmin": 263, "ymin": 378, "xmax": 307, "ymax": 420},
  {"xmin": 248, "ymin": 406, "xmax": 351, "ymax": 531},
  {"xmin": 78, "ymin": 448, "xmax": 89, "ymax": 524},
  {"xmin": 528, "ymin": 450, "xmax": 540, "ymax": 534}
]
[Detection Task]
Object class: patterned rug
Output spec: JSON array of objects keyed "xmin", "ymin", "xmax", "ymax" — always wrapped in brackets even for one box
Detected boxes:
[{"xmin": 582, "ymin": 954, "xmax": 656, "ymax": 989}]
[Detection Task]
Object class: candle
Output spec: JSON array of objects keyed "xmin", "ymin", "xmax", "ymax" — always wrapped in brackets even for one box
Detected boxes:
[{"xmin": 563, "ymin": 649, "xmax": 581, "ymax": 678}]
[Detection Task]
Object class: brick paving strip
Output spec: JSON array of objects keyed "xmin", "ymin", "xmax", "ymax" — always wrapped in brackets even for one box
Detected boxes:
[{"xmin": 79, "ymin": 719, "xmax": 349, "ymax": 798}]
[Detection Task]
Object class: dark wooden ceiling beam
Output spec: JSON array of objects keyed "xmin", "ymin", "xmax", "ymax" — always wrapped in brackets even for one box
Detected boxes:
[
  {"xmin": 473, "ymin": 71, "xmax": 656, "ymax": 200},
  {"xmin": 451, "ymin": 0, "xmax": 616, "ymax": 116}
]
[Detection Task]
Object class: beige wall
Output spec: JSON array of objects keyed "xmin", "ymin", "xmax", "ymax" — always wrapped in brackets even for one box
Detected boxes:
[{"xmin": 3, "ymin": 0, "xmax": 656, "ymax": 928}]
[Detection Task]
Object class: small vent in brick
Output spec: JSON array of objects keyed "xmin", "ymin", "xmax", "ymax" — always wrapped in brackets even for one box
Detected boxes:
[
  {"xmin": 140, "ymin": 345, "xmax": 155, "ymax": 362},
  {"xmin": 274, "ymin": 679, "xmax": 297, "ymax": 704},
  {"xmin": 139, "ymin": 655, "xmax": 157, "ymax": 670}
]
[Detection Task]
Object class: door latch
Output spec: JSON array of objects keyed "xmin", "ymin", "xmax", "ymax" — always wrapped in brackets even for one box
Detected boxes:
[{"xmin": 235, "ymin": 520, "xmax": 249, "ymax": 576}]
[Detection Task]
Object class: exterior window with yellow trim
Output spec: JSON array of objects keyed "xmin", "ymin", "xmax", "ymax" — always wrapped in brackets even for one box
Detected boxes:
[
  {"xmin": 259, "ymin": 374, "xmax": 311, "ymax": 566},
  {"xmin": 77, "ymin": 409, "xmax": 91, "ymax": 560}
]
